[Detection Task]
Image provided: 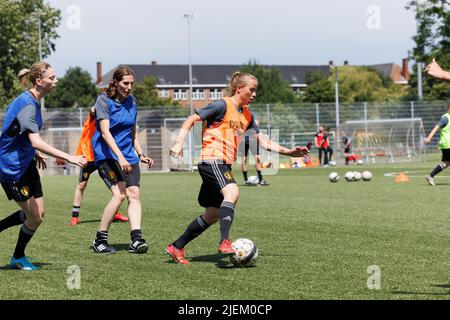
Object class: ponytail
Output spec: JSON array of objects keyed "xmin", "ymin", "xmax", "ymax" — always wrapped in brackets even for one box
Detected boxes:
[{"xmin": 18, "ymin": 69, "xmax": 31, "ymax": 87}]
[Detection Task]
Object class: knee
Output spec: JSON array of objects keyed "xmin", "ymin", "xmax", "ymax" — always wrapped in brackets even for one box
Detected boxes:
[
  {"xmin": 113, "ymin": 193, "xmax": 127, "ymax": 203},
  {"xmin": 127, "ymin": 188, "xmax": 141, "ymax": 203},
  {"xmin": 224, "ymin": 190, "xmax": 239, "ymax": 203}
]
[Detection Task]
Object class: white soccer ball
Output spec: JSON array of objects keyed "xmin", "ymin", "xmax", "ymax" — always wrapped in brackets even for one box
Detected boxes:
[
  {"xmin": 344, "ymin": 171, "xmax": 355, "ymax": 182},
  {"xmin": 353, "ymin": 171, "xmax": 362, "ymax": 181},
  {"xmin": 356, "ymin": 159, "xmax": 364, "ymax": 165},
  {"xmin": 362, "ymin": 170, "xmax": 373, "ymax": 181},
  {"xmin": 246, "ymin": 175, "xmax": 259, "ymax": 185},
  {"xmin": 329, "ymin": 160, "xmax": 336, "ymax": 167},
  {"xmin": 230, "ymin": 238, "xmax": 259, "ymax": 267},
  {"xmin": 329, "ymin": 172, "xmax": 340, "ymax": 183}
]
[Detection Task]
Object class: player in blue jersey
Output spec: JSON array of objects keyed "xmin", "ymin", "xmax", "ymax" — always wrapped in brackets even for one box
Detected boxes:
[
  {"xmin": 91, "ymin": 66, "xmax": 153, "ymax": 254},
  {"xmin": 0, "ymin": 62, "xmax": 87, "ymax": 271}
]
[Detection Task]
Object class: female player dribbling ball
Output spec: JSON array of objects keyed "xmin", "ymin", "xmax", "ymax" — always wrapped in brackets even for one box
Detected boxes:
[{"xmin": 166, "ymin": 71, "xmax": 309, "ymax": 265}]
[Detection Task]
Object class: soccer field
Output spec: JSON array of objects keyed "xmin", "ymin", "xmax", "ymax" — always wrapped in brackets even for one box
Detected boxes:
[{"xmin": 1, "ymin": 160, "xmax": 450, "ymax": 300}]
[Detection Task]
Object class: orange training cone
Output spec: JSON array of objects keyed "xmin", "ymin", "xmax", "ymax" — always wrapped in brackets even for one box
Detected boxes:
[{"xmin": 395, "ymin": 172, "xmax": 410, "ymax": 183}]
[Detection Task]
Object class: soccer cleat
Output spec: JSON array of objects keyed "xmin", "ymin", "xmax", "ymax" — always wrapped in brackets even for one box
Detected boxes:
[
  {"xmin": 425, "ymin": 175, "xmax": 435, "ymax": 186},
  {"xmin": 218, "ymin": 239, "xmax": 235, "ymax": 254},
  {"xmin": 10, "ymin": 256, "xmax": 39, "ymax": 271},
  {"xmin": 129, "ymin": 239, "xmax": 149, "ymax": 253},
  {"xmin": 70, "ymin": 217, "xmax": 80, "ymax": 226},
  {"xmin": 258, "ymin": 179, "xmax": 269, "ymax": 186},
  {"xmin": 165, "ymin": 244, "xmax": 189, "ymax": 265},
  {"xmin": 92, "ymin": 240, "xmax": 117, "ymax": 254},
  {"xmin": 113, "ymin": 212, "xmax": 129, "ymax": 222}
]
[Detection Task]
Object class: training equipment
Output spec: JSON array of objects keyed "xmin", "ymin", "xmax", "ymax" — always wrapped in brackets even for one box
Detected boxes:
[
  {"xmin": 246, "ymin": 176, "xmax": 259, "ymax": 185},
  {"xmin": 344, "ymin": 171, "xmax": 355, "ymax": 182},
  {"xmin": 230, "ymin": 238, "xmax": 259, "ymax": 267},
  {"xmin": 353, "ymin": 171, "xmax": 362, "ymax": 181},
  {"xmin": 395, "ymin": 172, "xmax": 409, "ymax": 183},
  {"xmin": 329, "ymin": 172, "xmax": 340, "ymax": 182},
  {"xmin": 329, "ymin": 160, "xmax": 336, "ymax": 166},
  {"xmin": 356, "ymin": 159, "xmax": 364, "ymax": 165},
  {"xmin": 362, "ymin": 171, "xmax": 373, "ymax": 181}
]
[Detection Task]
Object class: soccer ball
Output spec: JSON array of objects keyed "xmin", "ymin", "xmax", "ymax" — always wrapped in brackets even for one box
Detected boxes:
[
  {"xmin": 230, "ymin": 238, "xmax": 259, "ymax": 267},
  {"xmin": 362, "ymin": 171, "xmax": 373, "ymax": 181},
  {"xmin": 356, "ymin": 159, "xmax": 364, "ymax": 165},
  {"xmin": 329, "ymin": 172, "xmax": 340, "ymax": 182},
  {"xmin": 246, "ymin": 175, "xmax": 259, "ymax": 185},
  {"xmin": 344, "ymin": 171, "xmax": 355, "ymax": 182},
  {"xmin": 353, "ymin": 171, "xmax": 362, "ymax": 181},
  {"xmin": 329, "ymin": 160, "xmax": 336, "ymax": 167}
]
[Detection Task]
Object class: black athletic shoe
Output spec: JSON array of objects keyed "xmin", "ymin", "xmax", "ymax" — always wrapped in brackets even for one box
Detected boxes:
[
  {"xmin": 258, "ymin": 179, "xmax": 269, "ymax": 186},
  {"xmin": 129, "ymin": 239, "xmax": 149, "ymax": 254},
  {"xmin": 92, "ymin": 240, "xmax": 117, "ymax": 254}
]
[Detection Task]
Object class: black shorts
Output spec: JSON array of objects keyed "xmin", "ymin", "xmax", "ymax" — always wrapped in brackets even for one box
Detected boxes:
[
  {"xmin": 197, "ymin": 161, "xmax": 236, "ymax": 208},
  {"xmin": 1, "ymin": 160, "xmax": 43, "ymax": 202},
  {"xmin": 442, "ymin": 149, "xmax": 450, "ymax": 162},
  {"xmin": 244, "ymin": 135, "xmax": 259, "ymax": 156},
  {"xmin": 78, "ymin": 161, "xmax": 97, "ymax": 182},
  {"xmin": 97, "ymin": 159, "xmax": 140, "ymax": 189}
]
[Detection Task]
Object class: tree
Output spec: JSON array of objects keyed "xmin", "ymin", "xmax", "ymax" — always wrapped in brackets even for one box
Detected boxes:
[
  {"xmin": 0, "ymin": 0, "xmax": 61, "ymax": 108},
  {"xmin": 45, "ymin": 67, "xmax": 97, "ymax": 108},
  {"xmin": 132, "ymin": 76, "xmax": 179, "ymax": 107},
  {"xmin": 406, "ymin": 0, "xmax": 450, "ymax": 100},
  {"xmin": 239, "ymin": 61, "xmax": 299, "ymax": 104}
]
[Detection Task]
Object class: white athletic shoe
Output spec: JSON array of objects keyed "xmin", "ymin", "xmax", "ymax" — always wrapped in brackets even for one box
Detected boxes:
[{"xmin": 425, "ymin": 175, "xmax": 435, "ymax": 186}]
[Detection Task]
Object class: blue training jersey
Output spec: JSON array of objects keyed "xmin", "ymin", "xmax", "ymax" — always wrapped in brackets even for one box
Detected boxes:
[
  {"xmin": 0, "ymin": 91, "xmax": 42, "ymax": 182},
  {"xmin": 92, "ymin": 93, "xmax": 139, "ymax": 165}
]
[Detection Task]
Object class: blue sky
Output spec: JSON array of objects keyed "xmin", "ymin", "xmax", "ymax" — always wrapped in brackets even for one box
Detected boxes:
[{"xmin": 45, "ymin": 0, "xmax": 417, "ymax": 80}]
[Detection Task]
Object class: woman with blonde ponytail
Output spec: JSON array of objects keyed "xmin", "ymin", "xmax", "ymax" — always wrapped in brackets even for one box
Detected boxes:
[
  {"xmin": 0, "ymin": 62, "xmax": 87, "ymax": 271},
  {"xmin": 165, "ymin": 71, "xmax": 310, "ymax": 265}
]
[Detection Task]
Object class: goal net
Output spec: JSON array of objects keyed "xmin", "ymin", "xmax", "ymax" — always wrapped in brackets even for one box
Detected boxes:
[{"xmin": 340, "ymin": 118, "xmax": 426, "ymax": 163}]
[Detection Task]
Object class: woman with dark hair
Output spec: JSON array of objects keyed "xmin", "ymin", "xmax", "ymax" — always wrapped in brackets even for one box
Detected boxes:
[
  {"xmin": 91, "ymin": 66, "xmax": 153, "ymax": 254},
  {"xmin": 0, "ymin": 62, "xmax": 87, "ymax": 270}
]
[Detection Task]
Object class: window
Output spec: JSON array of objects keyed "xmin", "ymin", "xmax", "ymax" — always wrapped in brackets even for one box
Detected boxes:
[
  {"xmin": 173, "ymin": 89, "xmax": 187, "ymax": 100},
  {"xmin": 192, "ymin": 89, "xmax": 205, "ymax": 100},
  {"xmin": 158, "ymin": 89, "xmax": 169, "ymax": 98},
  {"xmin": 209, "ymin": 89, "xmax": 223, "ymax": 100}
]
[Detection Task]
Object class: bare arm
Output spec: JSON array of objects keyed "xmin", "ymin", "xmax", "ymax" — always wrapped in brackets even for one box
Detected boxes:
[
  {"xmin": 424, "ymin": 124, "xmax": 440, "ymax": 144},
  {"xmin": 28, "ymin": 133, "xmax": 86, "ymax": 167},
  {"xmin": 256, "ymin": 133, "xmax": 309, "ymax": 157},
  {"xmin": 169, "ymin": 114, "xmax": 202, "ymax": 158},
  {"xmin": 425, "ymin": 59, "xmax": 450, "ymax": 81},
  {"xmin": 132, "ymin": 125, "xmax": 153, "ymax": 168},
  {"xmin": 98, "ymin": 119, "xmax": 131, "ymax": 173}
]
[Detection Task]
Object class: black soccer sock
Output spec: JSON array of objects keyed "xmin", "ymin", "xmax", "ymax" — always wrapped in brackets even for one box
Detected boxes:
[
  {"xmin": 430, "ymin": 162, "xmax": 447, "ymax": 177},
  {"xmin": 173, "ymin": 216, "xmax": 210, "ymax": 249},
  {"xmin": 219, "ymin": 201, "xmax": 235, "ymax": 241},
  {"xmin": 13, "ymin": 224, "xmax": 35, "ymax": 259},
  {"xmin": 0, "ymin": 210, "xmax": 26, "ymax": 233},
  {"xmin": 257, "ymin": 170, "xmax": 263, "ymax": 182},
  {"xmin": 72, "ymin": 206, "xmax": 80, "ymax": 218},
  {"xmin": 95, "ymin": 230, "xmax": 108, "ymax": 243},
  {"xmin": 243, "ymin": 171, "xmax": 248, "ymax": 181},
  {"xmin": 131, "ymin": 229, "xmax": 142, "ymax": 242}
]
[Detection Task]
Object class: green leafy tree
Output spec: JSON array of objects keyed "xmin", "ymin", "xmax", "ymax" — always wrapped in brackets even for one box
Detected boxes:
[
  {"xmin": 406, "ymin": 0, "xmax": 450, "ymax": 100},
  {"xmin": 132, "ymin": 76, "xmax": 178, "ymax": 107},
  {"xmin": 0, "ymin": 0, "xmax": 61, "ymax": 108},
  {"xmin": 45, "ymin": 67, "xmax": 97, "ymax": 108},
  {"xmin": 239, "ymin": 61, "xmax": 299, "ymax": 104}
]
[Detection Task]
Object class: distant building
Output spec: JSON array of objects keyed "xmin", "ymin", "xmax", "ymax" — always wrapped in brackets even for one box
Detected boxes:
[{"xmin": 97, "ymin": 59, "xmax": 409, "ymax": 107}]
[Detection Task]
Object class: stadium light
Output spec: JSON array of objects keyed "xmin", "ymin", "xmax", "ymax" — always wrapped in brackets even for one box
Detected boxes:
[{"xmin": 183, "ymin": 14, "xmax": 194, "ymax": 170}]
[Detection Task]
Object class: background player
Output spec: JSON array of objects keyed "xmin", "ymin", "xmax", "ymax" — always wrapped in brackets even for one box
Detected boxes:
[{"xmin": 242, "ymin": 117, "xmax": 268, "ymax": 186}]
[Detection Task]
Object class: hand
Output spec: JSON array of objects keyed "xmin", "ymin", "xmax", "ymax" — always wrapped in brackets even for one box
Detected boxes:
[
  {"xmin": 425, "ymin": 59, "xmax": 445, "ymax": 79},
  {"xmin": 118, "ymin": 156, "xmax": 132, "ymax": 173},
  {"xmin": 35, "ymin": 152, "xmax": 47, "ymax": 170},
  {"xmin": 287, "ymin": 146, "xmax": 310, "ymax": 157},
  {"xmin": 424, "ymin": 137, "xmax": 431, "ymax": 144},
  {"xmin": 140, "ymin": 155, "xmax": 154, "ymax": 168},
  {"xmin": 169, "ymin": 143, "xmax": 183, "ymax": 159},
  {"xmin": 67, "ymin": 155, "xmax": 87, "ymax": 168}
]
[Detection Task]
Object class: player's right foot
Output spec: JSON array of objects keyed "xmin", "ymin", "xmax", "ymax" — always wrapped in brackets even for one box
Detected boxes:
[
  {"xmin": 218, "ymin": 239, "xmax": 235, "ymax": 254},
  {"xmin": 258, "ymin": 179, "xmax": 269, "ymax": 186},
  {"xmin": 92, "ymin": 240, "xmax": 117, "ymax": 254},
  {"xmin": 113, "ymin": 212, "xmax": 129, "ymax": 222},
  {"xmin": 165, "ymin": 244, "xmax": 189, "ymax": 265},
  {"xmin": 10, "ymin": 256, "xmax": 39, "ymax": 271},
  {"xmin": 425, "ymin": 175, "xmax": 435, "ymax": 186},
  {"xmin": 70, "ymin": 217, "xmax": 80, "ymax": 226},
  {"xmin": 129, "ymin": 239, "xmax": 149, "ymax": 254}
]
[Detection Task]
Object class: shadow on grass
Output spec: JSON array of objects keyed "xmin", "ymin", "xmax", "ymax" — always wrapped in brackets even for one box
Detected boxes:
[
  {"xmin": 0, "ymin": 261, "xmax": 52, "ymax": 271},
  {"xmin": 391, "ymin": 284, "xmax": 450, "ymax": 296},
  {"xmin": 78, "ymin": 219, "xmax": 101, "ymax": 224}
]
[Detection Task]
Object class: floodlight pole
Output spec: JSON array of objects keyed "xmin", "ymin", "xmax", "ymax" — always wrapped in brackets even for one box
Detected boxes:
[
  {"xmin": 37, "ymin": 10, "xmax": 45, "ymax": 109},
  {"xmin": 334, "ymin": 66, "xmax": 340, "ymax": 155},
  {"xmin": 183, "ymin": 14, "xmax": 194, "ymax": 171}
]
